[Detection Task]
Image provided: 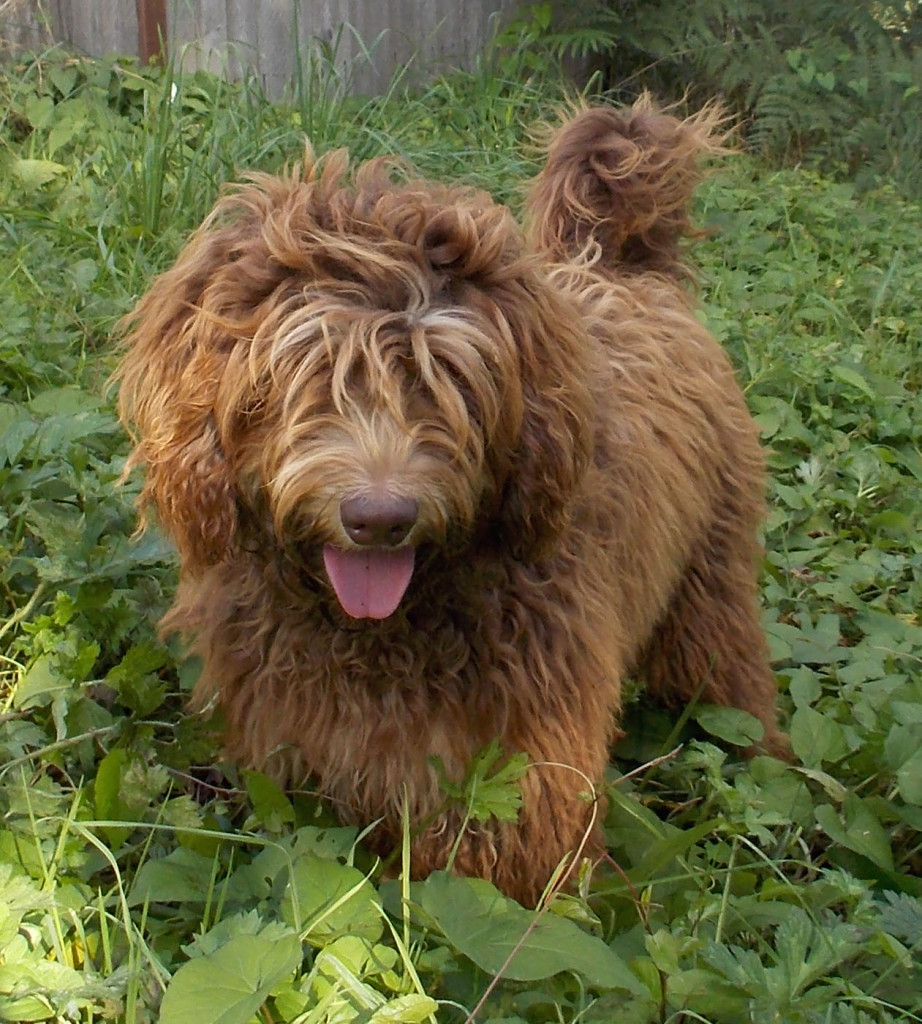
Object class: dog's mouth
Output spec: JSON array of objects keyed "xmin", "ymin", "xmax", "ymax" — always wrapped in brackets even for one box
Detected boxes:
[{"xmin": 322, "ymin": 544, "xmax": 416, "ymax": 620}]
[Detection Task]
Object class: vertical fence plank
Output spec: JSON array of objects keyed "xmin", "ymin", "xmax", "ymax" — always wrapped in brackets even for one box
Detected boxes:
[
  {"xmin": 53, "ymin": 0, "xmax": 137, "ymax": 57},
  {"xmin": 2, "ymin": 0, "xmax": 520, "ymax": 98},
  {"xmin": 136, "ymin": 0, "xmax": 167, "ymax": 63}
]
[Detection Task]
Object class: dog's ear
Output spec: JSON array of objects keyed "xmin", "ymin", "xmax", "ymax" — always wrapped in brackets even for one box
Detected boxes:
[
  {"xmin": 411, "ymin": 201, "xmax": 595, "ymax": 560},
  {"xmin": 488, "ymin": 279, "xmax": 595, "ymax": 560},
  {"xmin": 115, "ymin": 229, "xmax": 237, "ymax": 569},
  {"xmin": 115, "ymin": 182, "xmax": 290, "ymax": 569}
]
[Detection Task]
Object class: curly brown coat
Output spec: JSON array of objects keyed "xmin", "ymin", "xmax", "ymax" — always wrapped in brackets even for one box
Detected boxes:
[{"xmin": 117, "ymin": 95, "xmax": 783, "ymax": 906}]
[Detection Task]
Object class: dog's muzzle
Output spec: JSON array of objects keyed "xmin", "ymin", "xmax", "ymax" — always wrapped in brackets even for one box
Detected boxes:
[
  {"xmin": 322, "ymin": 493, "xmax": 419, "ymax": 620},
  {"xmin": 339, "ymin": 494, "xmax": 419, "ymax": 547}
]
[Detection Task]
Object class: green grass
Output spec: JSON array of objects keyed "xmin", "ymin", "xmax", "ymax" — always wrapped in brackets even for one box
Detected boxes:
[{"xmin": 0, "ymin": 43, "xmax": 921, "ymax": 1024}]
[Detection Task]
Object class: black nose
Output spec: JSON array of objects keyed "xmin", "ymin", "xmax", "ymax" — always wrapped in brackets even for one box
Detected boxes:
[{"xmin": 339, "ymin": 494, "xmax": 419, "ymax": 547}]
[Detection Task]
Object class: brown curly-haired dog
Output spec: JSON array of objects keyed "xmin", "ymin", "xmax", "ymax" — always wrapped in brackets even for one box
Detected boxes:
[{"xmin": 117, "ymin": 96, "xmax": 783, "ymax": 906}]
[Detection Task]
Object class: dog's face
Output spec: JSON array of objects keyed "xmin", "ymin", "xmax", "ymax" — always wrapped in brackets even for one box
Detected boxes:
[{"xmin": 117, "ymin": 152, "xmax": 594, "ymax": 619}]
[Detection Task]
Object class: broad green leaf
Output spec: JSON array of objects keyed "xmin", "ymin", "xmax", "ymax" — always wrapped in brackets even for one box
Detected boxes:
[
  {"xmin": 34, "ymin": 410, "xmax": 114, "ymax": 456},
  {"xmin": 28, "ymin": 387, "xmax": 102, "ymax": 416},
  {"xmin": 243, "ymin": 770, "xmax": 295, "ymax": 827},
  {"xmin": 93, "ymin": 747, "xmax": 130, "ymax": 849},
  {"xmin": 306, "ymin": 937, "xmax": 394, "ymax": 1017},
  {"xmin": 815, "ymin": 795, "xmax": 894, "ymax": 872},
  {"xmin": 13, "ymin": 656, "xmax": 68, "ymax": 710},
  {"xmin": 790, "ymin": 706, "xmax": 849, "ymax": 766},
  {"xmin": 787, "ymin": 666, "xmax": 822, "ymax": 709},
  {"xmin": 187, "ymin": 915, "xmax": 295, "ymax": 959},
  {"xmin": 0, "ymin": 403, "xmax": 33, "ymax": 465},
  {"xmin": 104, "ymin": 641, "xmax": 169, "ymax": 715},
  {"xmin": 24, "ymin": 93, "xmax": 55, "ymax": 128},
  {"xmin": 896, "ymin": 750, "xmax": 922, "ymax": 806},
  {"xmin": 228, "ymin": 826, "xmax": 359, "ymax": 901},
  {"xmin": 12, "ymin": 158, "xmax": 65, "ymax": 188},
  {"xmin": 795, "ymin": 766, "xmax": 847, "ymax": 802},
  {"xmin": 646, "ymin": 928, "xmax": 699, "ymax": 976},
  {"xmin": 128, "ymin": 847, "xmax": 220, "ymax": 906},
  {"xmin": 788, "ymin": 614, "xmax": 847, "ymax": 666},
  {"xmin": 665, "ymin": 966, "xmax": 750, "ymax": 1017},
  {"xmin": 606, "ymin": 787, "xmax": 721, "ymax": 878},
  {"xmin": 892, "ymin": 701, "xmax": 922, "ymax": 727},
  {"xmin": 310, "ymin": 934, "xmax": 393, "ymax": 977},
  {"xmin": 764, "ymin": 620, "xmax": 799, "ymax": 661},
  {"xmin": 47, "ymin": 102, "xmax": 87, "ymax": 157},
  {"xmin": 892, "ymin": 443, "xmax": 922, "ymax": 483},
  {"xmin": 884, "ymin": 723, "xmax": 922, "ymax": 773},
  {"xmin": 159, "ymin": 932, "xmax": 302, "ymax": 1024},
  {"xmin": 0, "ymin": 995, "xmax": 55, "ymax": 1022},
  {"xmin": 48, "ymin": 62, "xmax": 78, "ymax": 96},
  {"xmin": 370, "ymin": 994, "xmax": 439, "ymax": 1022},
  {"xmin": 866, "ymin": 509, "xmax": 914, "ymax": 535},
  {"xmin": 283, "ymin": 852, "xmax": 383, "ymax": 944},
  {"xmin": 413, "ymin": 871, "xmax": 645, "ymax": 994},
  {"xmin": 69, "ymin": 257, "xmax": 99, "ymax": 291},
  {"xmin": 830, "ymin": 365, "xmax": 876, "ymax": 399},
  {"xmin": 694, "ymin": 706, "xmax": 764, "ymax": 746},
  {"xmin": 0, "ymin": 947, "xmax": 88, "ymax": 1003}
]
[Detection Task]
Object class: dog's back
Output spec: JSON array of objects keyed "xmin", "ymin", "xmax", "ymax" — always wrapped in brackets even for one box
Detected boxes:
[{"xmin": 526, "ymin": 94, "xmax": 728, "ymax": 281}]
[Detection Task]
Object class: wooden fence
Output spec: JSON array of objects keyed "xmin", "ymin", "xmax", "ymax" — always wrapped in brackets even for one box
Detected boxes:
[{"xmin": 1, "ymin": 0, "xmax": 521, "ymax": 97}]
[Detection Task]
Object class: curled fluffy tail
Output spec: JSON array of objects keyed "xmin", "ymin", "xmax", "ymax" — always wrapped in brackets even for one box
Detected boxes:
[{"xmin": 526, "ymin": 94, "xmax": 729, "ymax": 279}]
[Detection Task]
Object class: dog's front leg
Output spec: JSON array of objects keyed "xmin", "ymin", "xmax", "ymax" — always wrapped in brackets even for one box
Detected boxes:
[{"xmin": 409, "ymin": 743, "xmax": 606, "ymax": 907}]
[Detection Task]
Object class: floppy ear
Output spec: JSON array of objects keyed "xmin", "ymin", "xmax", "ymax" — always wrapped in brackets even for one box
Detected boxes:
[
  {"xmin": 115, "ymin": 181, "xmax": 290, "ymax": 570},
  {"xmin": 489, "ymin": 278, "xmax": 595, "ymax": 559},
  {"xmin": 410, "ymin": 198, "xmax": 595, "ymax": 560},
  {"xmin": 116, "ymin": 232, "xmax": 236, "ymax": 569}
]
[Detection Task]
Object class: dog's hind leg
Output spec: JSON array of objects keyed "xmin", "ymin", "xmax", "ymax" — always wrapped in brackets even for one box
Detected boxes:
[{"xmin": 636, "ymin": 519, "xmax": 786, "ymax": 756}]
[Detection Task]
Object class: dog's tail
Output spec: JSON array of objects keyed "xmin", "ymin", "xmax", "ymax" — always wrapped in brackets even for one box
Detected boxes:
[{"xmin": 525, "ymin": 94, "xmax": 730, "ymax": 280}]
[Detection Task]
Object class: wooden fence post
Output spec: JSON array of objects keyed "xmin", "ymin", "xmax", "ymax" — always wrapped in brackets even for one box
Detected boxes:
[{"xmin": 136, "ymin": 0, "xmax": 167, "ymax": 64}]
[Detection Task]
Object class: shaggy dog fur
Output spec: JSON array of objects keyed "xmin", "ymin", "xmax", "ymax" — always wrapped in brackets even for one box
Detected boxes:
[{"xmin": 117, "ymin": 96, "xmax": 784, "ymax": 906}]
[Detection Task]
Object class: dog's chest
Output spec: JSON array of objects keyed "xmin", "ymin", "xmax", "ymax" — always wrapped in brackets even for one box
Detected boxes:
[{"xmin": 324, "ymin": 615, "xmax": 473, "ymax": 696}]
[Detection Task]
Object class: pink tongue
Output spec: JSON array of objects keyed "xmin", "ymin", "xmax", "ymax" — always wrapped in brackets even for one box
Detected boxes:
[{"xmin": 322, "ymin": 545, "xmax": 416, "ymax": 620}]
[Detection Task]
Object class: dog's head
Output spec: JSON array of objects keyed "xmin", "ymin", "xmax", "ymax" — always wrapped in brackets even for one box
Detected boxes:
[{"xmin": 116, "ymin": 150, "xmax": 593, "ymax": 619}]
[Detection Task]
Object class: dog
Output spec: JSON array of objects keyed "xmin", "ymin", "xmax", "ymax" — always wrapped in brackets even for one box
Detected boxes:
[{"xmin": 117, "ymin": 96, "xmax": 784, "ymax": 906}]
